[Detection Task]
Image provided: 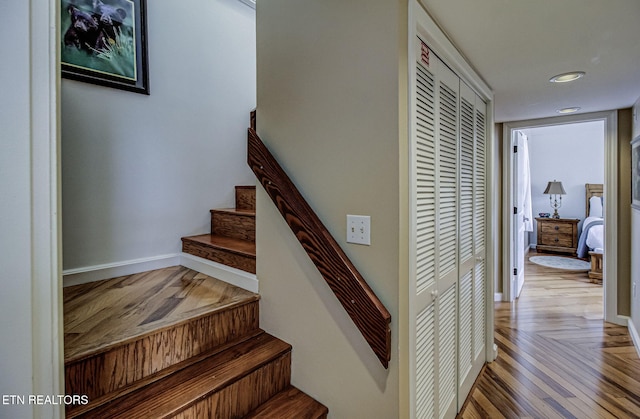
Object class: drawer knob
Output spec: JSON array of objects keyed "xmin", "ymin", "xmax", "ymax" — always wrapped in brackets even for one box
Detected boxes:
[
  {"xmin": 554, "ymin": 226, "xmax": 559, "ymax": 231},
  {"xmin": 554, "ymin": 238, "xmax": 559, "ymax": 242}
]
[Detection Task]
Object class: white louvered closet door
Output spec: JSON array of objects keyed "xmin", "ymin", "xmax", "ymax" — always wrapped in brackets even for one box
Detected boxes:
[
  {"xmin": 457, "ymin": 82, "xmax": 475, "ymax": 403},
  {"xmin": 411, "ymin": 35, "xmax": 488, "ymax": 419},
  {"xmin": 457, "ymin": 82, "xmax": 487, "ymax": 406},
  {"xmin": 435, "ymin": 54, "xmax": 460, "ymax": 419},
  {"xmin": 411, "ymin": 36, "xmax": 459, "ymax": 419},
  {"xmin": 412, "ymin": 38, "xmax": 437, "ymax": 419}
]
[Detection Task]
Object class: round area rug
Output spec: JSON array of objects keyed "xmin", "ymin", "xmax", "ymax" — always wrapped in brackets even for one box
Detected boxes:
[{"xmin": 529, "ymin": 256, "xmax": 590, "ymax": 271}]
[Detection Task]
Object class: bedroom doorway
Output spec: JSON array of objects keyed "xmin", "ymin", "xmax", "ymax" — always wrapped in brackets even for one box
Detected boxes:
[{"xmin": 502, "ymin": 110, "xmax": 621, "ymax": 325}]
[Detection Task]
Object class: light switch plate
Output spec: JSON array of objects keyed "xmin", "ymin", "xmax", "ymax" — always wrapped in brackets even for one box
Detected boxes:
[{"xmin": 347, "ymin": 215, "xmax": 371, "ymax": 245}]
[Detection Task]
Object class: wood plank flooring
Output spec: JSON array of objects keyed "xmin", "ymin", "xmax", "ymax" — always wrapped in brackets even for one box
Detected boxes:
[{"xmin": 459, "ymin": 252, "xmax": 640, "ymax": 418}]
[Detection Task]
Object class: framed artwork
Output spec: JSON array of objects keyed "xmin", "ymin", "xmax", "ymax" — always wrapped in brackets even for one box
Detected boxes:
[
  {"xmin": 633, "ymin": 136, "xmax": 640, "ymax": 210},
  {"xmin": 61, "ymin": 0, "xmax": 149, "ymax": 94}
]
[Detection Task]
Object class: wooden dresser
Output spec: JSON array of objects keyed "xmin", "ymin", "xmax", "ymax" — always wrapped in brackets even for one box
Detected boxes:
[{"xmin": 535, "ymin": 217, "xmax": 580, "ymax": 256}]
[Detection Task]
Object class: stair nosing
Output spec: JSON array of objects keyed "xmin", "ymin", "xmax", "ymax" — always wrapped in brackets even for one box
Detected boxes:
[{"xmin": 210, "ymin": 207, "xmax": 256, "ymax": 216}]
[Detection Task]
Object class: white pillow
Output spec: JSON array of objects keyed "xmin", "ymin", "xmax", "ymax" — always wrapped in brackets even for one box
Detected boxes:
[{"xmin": 589, "ymin": 196, "xmax": 603, "ymax": 218}]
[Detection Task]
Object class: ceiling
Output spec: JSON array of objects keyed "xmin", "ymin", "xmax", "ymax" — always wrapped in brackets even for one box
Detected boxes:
[{"xmin": 419, "ymin": 0, "xmax": 640, "ymax": 122}]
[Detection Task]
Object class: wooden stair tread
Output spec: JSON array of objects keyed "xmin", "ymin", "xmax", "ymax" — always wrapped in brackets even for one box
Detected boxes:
[
  {"xmin": 63, "ymin": 266, "xmax": 259, "ymax": 362},
  {"xmin": 75, "ymin": 333, "xmax": 292, "ymax": 419},
  {"xmin": 182, "ymin": 234, "xmax": 256, "ymax": 258},
  {"xmin": 244, "ymin": 386, "xmax": 329, "ymax": 419},
  {"xmin": 66, "ymin": 329, "xmax": 265, "ymax": 418}
]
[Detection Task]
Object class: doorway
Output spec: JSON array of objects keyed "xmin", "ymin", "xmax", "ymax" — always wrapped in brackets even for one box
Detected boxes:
[{"xmin": 502, "ymin": 111, "xmax": 621, "ymax": 325}]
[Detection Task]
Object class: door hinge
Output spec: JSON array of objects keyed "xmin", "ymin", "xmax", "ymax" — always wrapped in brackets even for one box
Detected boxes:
[
  {"xmin": 513, "ymin": 268, "xmax": 518, "ymax": 276},
  {"xmin": 513, "ymin": 145, "xmax": 518, "ymax": 153},
  {"xmin": 513, "ymin": 206, "xmax": 518, "ymax": 214}
]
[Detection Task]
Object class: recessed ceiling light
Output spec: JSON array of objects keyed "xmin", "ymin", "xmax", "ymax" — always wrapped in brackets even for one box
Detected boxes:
[
  {"xmin": 549, "ymin": 71, "xmax": 585, "ymax": 83},
  {"xmin": 557, "ymin": 107, "xmax": 581, "ymax": 114}
]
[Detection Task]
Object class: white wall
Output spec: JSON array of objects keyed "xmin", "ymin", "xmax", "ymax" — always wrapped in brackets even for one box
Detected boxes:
[
  {"xmin": 62, "ymin": 0, "xmax": 256, "ymax": 272},
  {"xmin": 256, "ymin": 0, "xmax": 402, "ymax": 416},
  {"xmin": 525, "ymin": 121, "xmax": 605, "ymax": 244}
]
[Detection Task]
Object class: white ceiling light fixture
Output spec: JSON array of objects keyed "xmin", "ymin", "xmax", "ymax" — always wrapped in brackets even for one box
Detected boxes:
[
  {"xmin": 556, "ymin": 107, "xmax": 581, "ymax": 114},
  {"xmin": 549, "ymin": 71, "xmax": 585, "ymax": 83}
]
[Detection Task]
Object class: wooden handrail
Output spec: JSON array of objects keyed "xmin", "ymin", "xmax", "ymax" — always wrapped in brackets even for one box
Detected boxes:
[{"xmin": 247, "ymin": 127, "xmax": 391, "ymax": 368}]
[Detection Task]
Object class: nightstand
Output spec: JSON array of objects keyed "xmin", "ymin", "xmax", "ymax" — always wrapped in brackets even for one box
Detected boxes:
[{"xmin": 535, "ymin": 217, "xmax": 580, "ymax": 256}]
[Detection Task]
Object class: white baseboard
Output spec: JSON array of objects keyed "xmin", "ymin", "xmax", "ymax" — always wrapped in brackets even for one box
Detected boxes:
[
  {"xmin": 494, "ymin": 293, "xmax": 503, "ymax": 302},
  {"xmin": 627, "ymin": 317, "xmax": 640, "ymax": 358},
  {"xmin": 62, "ymin": 253, "xmax": 259, "ymax": 294},
  {"xmin": 180, "ymin": 253, "xmax": 258, "ymax": 293},
  {"xmin": 63, "ymin": 254, "xmax": 181, "ymax": 287},
  {"xmin": 608, "ymin": 314, "xmax": 630, "ymax": 327}
]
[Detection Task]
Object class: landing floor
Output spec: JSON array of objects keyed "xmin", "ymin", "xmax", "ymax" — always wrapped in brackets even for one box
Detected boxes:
[{"xmin": 63, "ymin": 266, "xmax": 258, "ymax": 362}]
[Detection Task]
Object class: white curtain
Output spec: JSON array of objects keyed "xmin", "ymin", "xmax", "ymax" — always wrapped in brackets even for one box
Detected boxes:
[{"xmin": 519, "ymin": 131, "xmax": 534, "ymax": 232}]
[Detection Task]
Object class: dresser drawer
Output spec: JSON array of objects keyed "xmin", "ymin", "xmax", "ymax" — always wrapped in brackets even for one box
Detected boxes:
[
  {"xmin": 539, "ymin": 234, "xmax": 574, "ymax": 248},
  {"xmin": 540, "ymin": 223, "xmax": 574, "ymax": 235}
]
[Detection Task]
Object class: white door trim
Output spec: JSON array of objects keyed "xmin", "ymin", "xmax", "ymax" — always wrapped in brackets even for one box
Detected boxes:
[
  {"xmin": 32, "ymin": 0, "xmax": 64, "ymax": 416},
  {"xmin": 502, "ymin": 111, "xmax": 621, "ymax": 325}
]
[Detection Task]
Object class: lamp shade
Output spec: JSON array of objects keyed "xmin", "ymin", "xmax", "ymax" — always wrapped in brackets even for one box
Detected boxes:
[{"xmin": 543, "ymin": 180, "xmax": 566, "ymax": 195}]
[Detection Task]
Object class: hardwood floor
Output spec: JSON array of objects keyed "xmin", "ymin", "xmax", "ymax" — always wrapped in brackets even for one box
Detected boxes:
[{"xmin": 459, "ymin": 253, "xmax": 640, "ymax": 418}]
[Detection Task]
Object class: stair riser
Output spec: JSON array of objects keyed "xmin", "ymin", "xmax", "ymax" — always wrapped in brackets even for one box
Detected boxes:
[
  {"xmin": 235, "ymin": 186, "xmax": 256, "ymax": 211},
  {"xmin": 211, "ymin": 211, "xmax": 255, "ymax": 242},
  {"xmin": 182, "ymin": 240, "xmax": 256, "ymax": 274},
  {"xmin": 65, "ymin": 301, "xmax": 259, "ymax": 410},
  {"xmin": 172, "ymin": 353, "xmax": 291, "ymax": 419}
]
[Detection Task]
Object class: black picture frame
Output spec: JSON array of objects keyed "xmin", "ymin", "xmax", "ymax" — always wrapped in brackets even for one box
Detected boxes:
[
  {"xmin": 61, "ymin": 0, "xmax": 149, "ymax": 95},
  {"xmin": 632, "ymin": 136, "xmax": 640, "ymax": 210}
]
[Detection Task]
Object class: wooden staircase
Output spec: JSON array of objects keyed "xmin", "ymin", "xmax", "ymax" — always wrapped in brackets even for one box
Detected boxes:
[
  {"xmin": 64, "ymin": 185, "xmax": 327, "ymax": 417},
  {"xmin": 63, "ymin": 266, "xmax": 328, "ymax": 418},
  {"xmin": 182, "ymin": 186, "xmax": 257, "ymax": 274}
]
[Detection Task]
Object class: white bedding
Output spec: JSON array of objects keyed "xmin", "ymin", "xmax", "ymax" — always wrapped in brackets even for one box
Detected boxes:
[{"xmin": 583, "ymin": 216, "xmax": 604, "ymax": 252}]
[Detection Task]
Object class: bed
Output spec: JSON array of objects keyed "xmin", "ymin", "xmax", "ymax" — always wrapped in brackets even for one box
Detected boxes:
[{"xmin": 577, "ymin": 183, "xmax": 603, "ymax": 282}]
